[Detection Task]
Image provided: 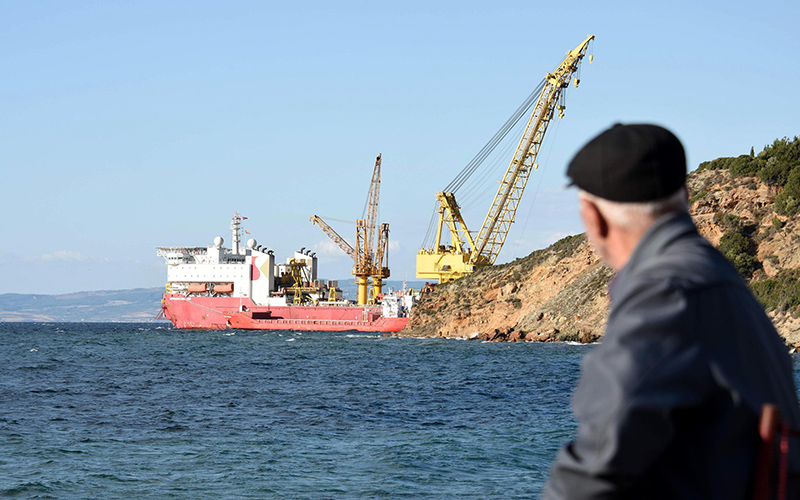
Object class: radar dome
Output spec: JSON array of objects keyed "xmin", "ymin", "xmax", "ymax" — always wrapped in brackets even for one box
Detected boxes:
[
  {"xmin": 247, "ymin": 238, "xmax": 257, "ymax": 249},
  {"xmin": 213, "ymin": 236, "xmax": 224, "ymax": 248}
]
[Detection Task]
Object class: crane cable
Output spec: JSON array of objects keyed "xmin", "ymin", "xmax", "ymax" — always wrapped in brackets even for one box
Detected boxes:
[
  {"xmin": 456, "ymin": 126, "xmax": 522, "ymax": 211},
  {"xmin": 422, "ymin": 79, "xmax": 547, "ymax": 250},
  {"xmin": 512, "ymin": 115, "xmax": 563, "ymax": 260},
  {"xmin": 422, "ymin": 200, "xmax": 440, "ymax": 250},
  {"xmin": 317, "ymin": 215, "xmax": 356, "ymax": 225},
  {"xmin": 443, "ymin": 79, "xmax": 547, "ymax": 194}
]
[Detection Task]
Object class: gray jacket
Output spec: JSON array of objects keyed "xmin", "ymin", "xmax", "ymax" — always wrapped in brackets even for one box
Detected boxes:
[{"xmin": 542, "ymin": 211, "xmax": 800, "ymax": 499}]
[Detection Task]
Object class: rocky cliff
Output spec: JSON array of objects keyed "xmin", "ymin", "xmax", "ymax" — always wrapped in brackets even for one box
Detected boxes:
[
  {"xmin": 402, "ymin": 234, "xmax": 612, "ymax": 343},
  {"xmin": 401, "ymin": 137, "xmax": 800, "ymax": 345}
]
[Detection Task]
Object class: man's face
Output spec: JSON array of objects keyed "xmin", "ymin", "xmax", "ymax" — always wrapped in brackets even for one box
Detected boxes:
[{"xmin": 578, "ymin": 196, "xmax": 611, "ymax": 266}]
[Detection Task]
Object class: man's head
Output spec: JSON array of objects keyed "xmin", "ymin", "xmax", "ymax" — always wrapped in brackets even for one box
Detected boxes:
[{"xmin": 567, "ymin": 124, "xmax": 688, "ymax": 270}]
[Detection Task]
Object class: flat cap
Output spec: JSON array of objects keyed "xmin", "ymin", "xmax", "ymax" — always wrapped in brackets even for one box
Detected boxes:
[{"xmin": 566, "ymin": 123, "xmax": 686, "ymax": 202}]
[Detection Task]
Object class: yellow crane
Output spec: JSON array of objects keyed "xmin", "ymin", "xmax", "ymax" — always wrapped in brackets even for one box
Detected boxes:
[
  {"xmin": 310, "ymin": 154, "xmax": 391, "ymax": 304},
  {"xmin": 416, "ymin": 35, "xmax": 594, "ymax": 283},
  {"xmin": 369, "ymin": 222, "xmax": 391, "ymax": 303}
]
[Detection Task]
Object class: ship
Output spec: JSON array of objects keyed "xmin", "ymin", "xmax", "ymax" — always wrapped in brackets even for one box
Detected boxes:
[{"xmin": 157, "ymin": 213, "xmax": 415, "ymax": 332}]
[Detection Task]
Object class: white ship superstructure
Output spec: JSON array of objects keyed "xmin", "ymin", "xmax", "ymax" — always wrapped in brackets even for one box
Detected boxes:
[{"xmin": 157, "ymin": 212, "xmax": 327, "ymax": 307}]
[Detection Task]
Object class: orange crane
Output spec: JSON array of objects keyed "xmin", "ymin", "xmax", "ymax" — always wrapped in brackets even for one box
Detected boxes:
[{"xmin": 310, "ymin": 154, "xmax": 390, "ymax": 304}]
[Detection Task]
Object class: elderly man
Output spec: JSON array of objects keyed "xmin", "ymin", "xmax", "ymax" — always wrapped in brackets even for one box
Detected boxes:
[{"xmin": 542, "ymin": 124, "xmax": 800, "ymax": 499}]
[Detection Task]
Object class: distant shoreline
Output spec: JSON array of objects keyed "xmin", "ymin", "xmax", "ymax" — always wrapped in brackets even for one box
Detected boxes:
[{"xmin": 0, "ymin": 280, "xmax": 428, "ymax": 323}]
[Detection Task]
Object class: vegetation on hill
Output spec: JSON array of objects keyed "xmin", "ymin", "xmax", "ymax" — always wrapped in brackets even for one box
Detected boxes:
[
  {"xmin": 698, "ymin": 136, "xmax": 800, "ymax": 214},
  {"xmin": 694, "ymin": 136, "xmax": 800, "ymax": 317},
  {"xmin": 714, "ymin": 212, "xmax": 759, "ymax": 278}
]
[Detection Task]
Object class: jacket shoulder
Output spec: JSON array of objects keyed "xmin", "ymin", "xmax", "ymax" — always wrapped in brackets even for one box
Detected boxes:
[{"xmin": 617, "ymin": 232, "xmax": 745, "ymax": 302}]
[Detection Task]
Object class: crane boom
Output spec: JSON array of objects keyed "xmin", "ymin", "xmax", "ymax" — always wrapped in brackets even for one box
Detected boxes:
[
  {"xmin": 416, "ymin": 35, "xmax": 594, "ymax": 282},
  {"xmin": 373, "ymin": 222, "xmax": 390, "ymax": 278},
  {"xmin": 474, "ymin": 35, "xmax": 594, "ymax": 264},
  {"xmin": 363, "ymin": 153, "xmax": 382, "ymax": 271},
  {"xmin": 310, "ymin": 215, "xmax": 357, "ymax": 261}
]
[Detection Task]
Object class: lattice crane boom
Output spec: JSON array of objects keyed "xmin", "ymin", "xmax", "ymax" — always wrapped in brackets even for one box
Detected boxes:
[
  {"xmin": 474, "ymin": 35, "xmax": 594, "ymax": 264},
  {"xmin": 310, "ymin": 215, "xmax": 357, "ymax": 261},
  {"xmin": 416, "ymin": 35, "xmax": 594, "ymax": 282},
  {"xmin": 363, "ymin": 153, "xmax": 382, "ymax": 272},
  {"xmin": 373, "ymin": 222, "xmax": 391, "ymax": 279}
]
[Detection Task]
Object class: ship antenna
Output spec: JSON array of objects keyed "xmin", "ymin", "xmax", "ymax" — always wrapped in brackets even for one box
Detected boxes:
[{"xmin": 231, "ymin": 212, "xmax": 242, "ymax": 254}]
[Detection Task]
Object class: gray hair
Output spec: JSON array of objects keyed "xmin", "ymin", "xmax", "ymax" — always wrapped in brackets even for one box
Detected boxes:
[{"xmin": 578, "ymin": 187, "xmax": 688, "ymax": 230}]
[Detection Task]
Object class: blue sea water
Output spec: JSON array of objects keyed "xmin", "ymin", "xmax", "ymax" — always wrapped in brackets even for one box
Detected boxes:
[
  {"xmin": 3, "ymin": 323, "xmax": 798, "ymax": 499},
  {"xmin": 1, "ymin": 323, "xmax": 585, "ymax": 499}
]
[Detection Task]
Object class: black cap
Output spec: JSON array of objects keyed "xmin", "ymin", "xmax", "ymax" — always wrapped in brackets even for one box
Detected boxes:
[{"xmin": 566, "ymin": 123, "xmax": 686, "ymax": 202}]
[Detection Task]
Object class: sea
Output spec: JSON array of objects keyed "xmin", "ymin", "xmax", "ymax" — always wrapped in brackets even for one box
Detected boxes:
[{"xmin": 3, "ymin": 323, "xmax": 799, "ymax": 499}]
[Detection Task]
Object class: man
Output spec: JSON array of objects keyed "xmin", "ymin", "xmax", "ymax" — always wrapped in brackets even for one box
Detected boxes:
[{"xmin": 542, "ymin": 123, "xmax": 800, "ymax": 499}]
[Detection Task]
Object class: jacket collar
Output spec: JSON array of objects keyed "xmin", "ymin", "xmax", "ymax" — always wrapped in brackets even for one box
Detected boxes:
[{"xmin": 609, "ymin": 211, "xmax": 697, "ymax": 300}]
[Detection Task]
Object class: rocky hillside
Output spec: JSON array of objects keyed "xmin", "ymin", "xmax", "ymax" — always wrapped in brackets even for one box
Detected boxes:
[
  {"xmin": 402, "ymin": 235, "xmax": 612, "ymax": 343},
  {"xmin": 401, "ymin": 136, "xmax": 800, "ymax": 345}
]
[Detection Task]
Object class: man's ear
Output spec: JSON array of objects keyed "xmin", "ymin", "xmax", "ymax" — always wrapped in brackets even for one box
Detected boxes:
[{"xmin": 579, "ymin": 197, "xmax": 609, "ymax": 239}]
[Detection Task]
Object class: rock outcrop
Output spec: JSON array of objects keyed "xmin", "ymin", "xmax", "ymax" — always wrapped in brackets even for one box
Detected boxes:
[{"xmin": 402, "ymin": 234, "xmax": 612, "ymax": 342}]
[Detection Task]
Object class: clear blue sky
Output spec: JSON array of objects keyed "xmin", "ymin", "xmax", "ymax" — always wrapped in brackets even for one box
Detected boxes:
[{"xmin": 2, "ymin": 0, "xmax": 798, "ymax": 294}]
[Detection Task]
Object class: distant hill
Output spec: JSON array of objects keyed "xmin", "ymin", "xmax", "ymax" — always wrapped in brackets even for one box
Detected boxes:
[
  {"xmin": 0, "ymin": 280, "xmax": 429, "ymax": 323},
  {"xmin": 0, "ymin": 288, "xmax": 165, "ymax": 322}
]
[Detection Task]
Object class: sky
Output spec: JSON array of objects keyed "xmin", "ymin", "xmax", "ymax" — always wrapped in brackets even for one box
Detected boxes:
[{"xmin": 1, "ymin": 0, "xmax": 798, "ymax": 294}]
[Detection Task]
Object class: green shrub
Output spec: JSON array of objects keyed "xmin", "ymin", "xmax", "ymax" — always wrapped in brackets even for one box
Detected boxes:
[
  {"xmin": 728, "ymin": 155, "xmax": 763, "ymax": 176},
  {"xmin": 751, "ymin": 270, "xmax": 800, "ymax": 312},
  {"xmin": 689, "ymin": 190, "xmax": 707, "ymax": 204},
  {"xmin": 698, "ymin": 157, "xmax": 735, "ymax": 171},
  {"xmin": 763, "ymin": 137, "xmax": 800, "ymax": 165},
  {"xmin": 716, "ymin": 212, "xmax": 744, "ymax": 233},
  {"xmin": 698, "ymin": 136, "xmax": 800, "ymax": 186},
  {"xmin": 718, "ymin": 229, "xmax": 758, "ymax": 278},
  {"xmin": 757, "ymin": 137, "xmax": 800, "ymax": 186},
  {"xmin": 752, "ymin": 279, "xmax": 780, "ymax": 310},
  {"xmin": 758, "ymin": 158, "xmax": 792, "ymax": 186},
  {"xmin": 549, "ymin": 233, "xmax": 586, "ymax": 259},
  {"xmin": 775, "ymin": 168, "xmax": 800, "ymax": 216}
]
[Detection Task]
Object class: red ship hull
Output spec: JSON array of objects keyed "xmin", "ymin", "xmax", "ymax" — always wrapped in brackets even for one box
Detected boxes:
[{"xmin": 161, "ymin": 294, "xmax": 408, "ymax": 332}]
